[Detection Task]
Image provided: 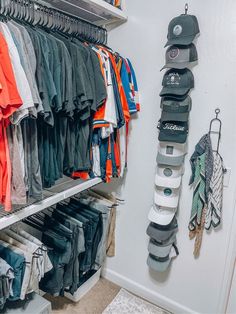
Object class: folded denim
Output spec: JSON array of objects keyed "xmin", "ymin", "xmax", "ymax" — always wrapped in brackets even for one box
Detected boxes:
[
  {"xmin": 56, "ymin": 204, "xmax": 93, "ymax": 273},
  {"xmin": 42, "ymin": 231, "xmax": 72, "ymax": 265},
  {"xmin": 0, "ymin": 243, "xmax": 25, "ymax": 301},
  {"xmin": 74, "ymin": 199, "xmax": 109, "ymax": 267},
  {"xmin": 39, "ymin": 252, "xmax": 65, "ymax": 295},
  {"xmin": 68, "ymin": 202, "xmax": 103, "ymax": 262},
  {"xmin": 4, "ymin": 229, "xmax": 41, "ymax": 293},
  {"xmin": 44, "ymin": 215, "xmax": 73, "ymax": 239},
  {"xmin": 0, "ymin": 238, "xmax": 32, "ymax": 300},
  {"xmin": 0, "ymin": 257, "xmax": 14, "ymax": 297},
  {"xmin": 0, "ymin": 276, "xmax": 10, "ymax": 309},
  {"xmin": 52, "ymin": 211, "xmax": 82, "ymax": 294},
  {"xmin": 10, "ymin": 226, "xmax": 53, "ymax": 279}
]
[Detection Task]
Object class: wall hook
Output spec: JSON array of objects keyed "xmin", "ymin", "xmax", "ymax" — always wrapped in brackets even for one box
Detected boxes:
[
  {"xmin": 209, "ymin": 108, "xmax": 222, "ymax": 153},
  {"xmin": 185, "ymin": 3, "xmax": 188, "ymax": 15}
]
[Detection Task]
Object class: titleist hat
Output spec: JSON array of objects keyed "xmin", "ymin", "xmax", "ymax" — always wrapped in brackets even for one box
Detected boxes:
[
  {"xmin": 156, "ymin": 141, "xmax": 187, "ymax": 166},
  {"xmin": 160, "ymin": 68, "xmax": 194, "ymax": 97},
  {"xmin": 165, "ymin": 14, "xmax": 200, "ymax": 47},
  {"xmin": 158, "ymin": 120, "xmax": 188, "ymax": 143},
  {"xmin": 161, "ymin": 44, "xmax": 198, "ymax": 71}
]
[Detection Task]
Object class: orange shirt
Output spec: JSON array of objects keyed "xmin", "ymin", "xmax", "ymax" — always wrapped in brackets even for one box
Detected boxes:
[{"xmin": 0, "ymin": 32, "xmax": 22, "ymax": 117}]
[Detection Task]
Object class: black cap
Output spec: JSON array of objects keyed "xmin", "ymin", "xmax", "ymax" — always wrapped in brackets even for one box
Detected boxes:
[
  {"xmin": 160, "ymin": 68, "xmax": 194, "ymax": 97},
  {"xmin": 165, "ymin": 14, "xmax": 200, "ymax": 47}
]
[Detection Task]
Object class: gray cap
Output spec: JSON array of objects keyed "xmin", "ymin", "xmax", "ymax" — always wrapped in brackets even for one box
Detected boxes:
[
  {"xmin": 157, "ymin": 153, "xmax": 185, "ymax": 166},
  {"xmin": 161, "ymin": 96, "xmax": 192, "ymax": 113},
  {"xmin": 160, "ymin": 68, "xmax": 194, "ymax": 97},
  {"xmin": 146, "ymin": 217, "xmax": 178, "ymax": 244},
  {"xmin": 156, "ymin": 141, "xmax": 187, "ymax": 166},
  {"xmin": 147, "ymin": 254, "xmax": 171, "ymax": 272},
  {"xmin": 160, "ymin": 96, "xmax": 191, "ymax": 122},
  {"xmin": 148, "ymin": 238, "xmax": 176, "ymax": 258},
  {"xmin": 165, "ymin": 14, "xmax": 200, "ymax": 47},
  {"xmin": 161, "ymin": 44, "xmax": 198, "ymax": 71}
]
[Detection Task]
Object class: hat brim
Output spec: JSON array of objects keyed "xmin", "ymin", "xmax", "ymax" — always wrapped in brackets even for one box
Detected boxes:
[
  {"xmin": 161, "ymin": 110, "xmax": 189, "ymax": 122},
  {"xmin": 147, "ymin": 254, "xmax": 171, "ymax": 272},
  {"xmin": 155, "ymin": 174, "xmax": 181, "ymax": 189},
  {"xmin": 163, "ymin": 60, "xmax": 198, "ymax": 71},
  {"xmin": 154, "ymin": 190, "xmax": 179, "ymax": 208},
  {"xmin": 158, "ymin": 131, "xmax": 188, "ymax": 144},
  {"xmin": 164, "ymin": 34, "xmax": 196, "ymax": 47},
  {"xmin": 160, "ymin": 87, "xmax": 190, "ymax": 97},
  {"xmin": 148, "ymin": 239, "xmax": 173, "ymax": 257},
  {"xmin": 156, "ymin": 153, "xmax": 185, "ymax": 166},
  {"xmin": 164, "ymin": 94, "xmax": 190, "ymax": 101},
  {"xmin": 148, "ymin": 206, "xmax": 177, "ymax": 226}
]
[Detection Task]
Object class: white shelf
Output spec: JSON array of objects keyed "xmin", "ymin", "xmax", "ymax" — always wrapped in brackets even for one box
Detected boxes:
[
  {"xmin": 40, "ymin": 0, "xmax": 128, "ymax": 29},
  {"xmin": 0, "ymin": 177, "xmax": 102, "ymax": 231},
  {"xmin": 3, "ymin": 293, "xmax": 51, "ymax": 313}
]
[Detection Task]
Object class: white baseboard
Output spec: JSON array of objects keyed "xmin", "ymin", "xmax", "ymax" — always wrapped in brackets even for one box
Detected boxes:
[{"xmin": 102, "ymin": 268, "xmax": 198, "ymax": 314}]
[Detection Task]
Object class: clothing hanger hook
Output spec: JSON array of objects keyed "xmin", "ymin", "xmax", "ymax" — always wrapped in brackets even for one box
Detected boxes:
[
  {"xmin": 215, "ymin": 108, "xmax": 220, "ymax": 118},
  {"xmin": 185, "ymin": 3, "xmax": 188, "ymax": 14}
]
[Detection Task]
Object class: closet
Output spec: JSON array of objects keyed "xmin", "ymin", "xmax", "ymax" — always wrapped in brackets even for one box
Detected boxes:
[{"xmin": 0, "ymin": 0, "xmax": 135, "ymax": 312}]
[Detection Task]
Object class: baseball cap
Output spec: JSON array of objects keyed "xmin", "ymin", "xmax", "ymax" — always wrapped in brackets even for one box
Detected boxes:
[
  {"xmin": 161, "ymin": 44, "xmax": 198, "ymax": 71},
  {"xmin": 155, "ymin": 164, "xmax": 183, "ymax": 189},
  {"xmin": 154, "ymin": 186, "xmax": 180, "ymax": 208},
  {"xmin": 148, "ymin": 238, "xmax": 177, "ymax": 258},
  {"xmin": 160, "ymin": 96, "xmax": 192, "ymax": 123},
  {"xmin": 148, "ymin": 205, "xmax": 177, "ymax": 226},
  {"xmin": 146, "ymin": 218, "xmax": 178, "ymax": 243},
  {"xmin": 156, "ymin": 141, "xmax": 187, "ymax": 166},
  {"xmin": 165, "ymin": 14, "xmax": 200, "ymax": 47},
  {"xmin": 147, "ymin": 254, "xmax": 171, "ymax": 272},
  {"xmin": 160, "ymin": 68, "xmax": 194, "ymax": 97},
  {"xmin": 158, "ymin": 120, "xmax": 188, "ymax": 143}
]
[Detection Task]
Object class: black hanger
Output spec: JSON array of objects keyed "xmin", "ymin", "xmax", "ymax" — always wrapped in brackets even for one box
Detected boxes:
[
  {"xmin": 209, "ymin": 108, "xmax": 222, "ymax": 153},
  {"xmin": 23, "ymin": 216, "xmax": 44, "ymax": 232},
  {"xmin": 4, "ymin": 0, "xmax": 107, "ymax": 44}
]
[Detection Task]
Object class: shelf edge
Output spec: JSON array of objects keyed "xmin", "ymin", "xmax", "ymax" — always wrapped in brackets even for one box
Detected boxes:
[{"xmin": 0, "ymin": 178, "xmax": 102, "ymax": 231}]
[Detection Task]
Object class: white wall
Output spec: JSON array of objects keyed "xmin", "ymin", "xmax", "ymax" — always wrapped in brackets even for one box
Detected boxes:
[
  {"xmin": 100, "ymin": 1, "xmax": 236, "ymax": 313},
  {"xmin": 227, "ymin": 261, "xmax": 236, "ymax": 313}
]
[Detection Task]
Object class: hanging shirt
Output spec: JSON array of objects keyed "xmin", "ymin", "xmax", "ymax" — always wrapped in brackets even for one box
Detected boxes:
[
  {"xmin": 13, "ymin": 22, "xmax": 43, "ymax": 114},
  {"xmin": 0, "ymin": 33, "xmax": 22, "ymax": 119},
  {"xmin": 0, "ymin": 23, "xmax": 34, "ymax": 125},
  {"xmin": 7, "ymin": 22, "xmax": 37, "ymax": 119}
]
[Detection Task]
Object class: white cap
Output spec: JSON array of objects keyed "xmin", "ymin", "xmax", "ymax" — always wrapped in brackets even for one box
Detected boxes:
[
  {"xmin": 148, "ymin": 205, "xmax": 177, "ymax": 225},
  {"xmin": 154, "ymin": 186, "xmax": 180, "ymax": 208},
  {"xmin": 155, "ymin": 164, "xmax": 183, "ymax": 189},
  {"xmin": 157, "ymin": 141, "xmax": 187, "ymax": 166}
]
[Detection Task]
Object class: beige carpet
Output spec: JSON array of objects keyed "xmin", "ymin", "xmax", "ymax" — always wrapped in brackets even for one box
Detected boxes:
[
  {"xmin": 45, "ymin": 278, "xmax": 121, "ymax": 314},
  {"xmin": 45, "ymin": 278, "xmax": 170, "ymax": 314}
]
